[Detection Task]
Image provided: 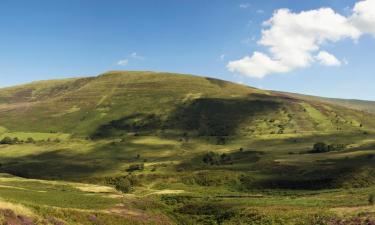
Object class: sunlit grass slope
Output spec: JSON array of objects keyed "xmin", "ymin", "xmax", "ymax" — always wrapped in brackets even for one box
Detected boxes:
[{"xmin": 0, "ymin": 71, "xmax": 373, "ymax": 138}]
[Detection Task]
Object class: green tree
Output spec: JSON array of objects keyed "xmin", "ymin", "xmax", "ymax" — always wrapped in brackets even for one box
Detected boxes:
[
  {"xmin": 0, "ymin": 137, "xmax": 13, "ymax": 144},
  {"xmin": 26, "ymin": 137, "xmax": 35, "ymax": 143},
  {"xmin": 115, "ymin": 178, "xmax": 133, "ymax": 193}
]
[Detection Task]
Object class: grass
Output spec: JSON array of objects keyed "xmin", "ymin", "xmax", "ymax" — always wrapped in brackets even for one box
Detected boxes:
[
  {"xmin": 0, "ymin": 71, "xmax": 374, "ymax": 224},
  {"xmin": 0, "ymin": 130, "xmax": 374, "ymax": 223}
]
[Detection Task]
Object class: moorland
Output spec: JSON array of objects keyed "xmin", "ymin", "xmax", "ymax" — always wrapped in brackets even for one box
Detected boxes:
[{"xmin": 0, "ymin": 71, "xmax": 375, "ymax": 224}]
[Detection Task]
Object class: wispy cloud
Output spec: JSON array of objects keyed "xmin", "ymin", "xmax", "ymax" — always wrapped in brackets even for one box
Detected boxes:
[
  {"xmin": 117, "ymin": 52, "xmax": 145, "ymax": 66},
  {"xmin": 117, "ymin": 59, "xmax": 129, "ymax": 66},
  {"xmin": 130, "ymin": 52, "xmax": 145, "ymax": 60},
  {"xmin": 239, "ymin": 3, "xmax": 251, "ymax": 9}
]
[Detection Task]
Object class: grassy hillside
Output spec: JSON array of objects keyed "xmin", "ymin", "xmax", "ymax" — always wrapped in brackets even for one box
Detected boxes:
[
  {"xmin": 0, "ymin": 71, "xmax": 374, "ymax": 137},
  {"xmin": 278, "ymin": 91, "xmax": 375, "ymax": 114},
  {"xmin": 0, "ymin": 71, "xmax": 375, "ymax": 224}
]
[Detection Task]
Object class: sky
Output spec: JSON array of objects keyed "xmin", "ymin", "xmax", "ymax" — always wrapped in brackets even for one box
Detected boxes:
[{"xmin": 0, "ymin": 0, "xmax": 374, "ymax": 100}]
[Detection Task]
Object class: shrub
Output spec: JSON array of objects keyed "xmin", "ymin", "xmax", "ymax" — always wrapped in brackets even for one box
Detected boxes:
[
  {"xmin": 369, "ymin": 193, "xmax": 375, "ymax": 205},
  {"xmin": 115, "ymin": 178, "xmax": 132, "ymax": 193},
  {"xmin": 216, "ymin": 136, "xmax": 226, "ymax": 145},
  {"xmin": 26, "ymin": 137, "xmax": 35, "ymax": 143},
  {"xmin": 0, "ymin": 137, "xmax": 14, "ymax": 144},
  {"xmin": 202, "ymin": 152, "xmax": 220, "ymax": 165},
  {"xmin": 202, "ymin": 152, "xmax": 232, "ymax": 165},
  {"xmin": 126, "ymin": 163, "xmax": 144, "ymax": 172},
  {"xmin": 310, "ymin": 142, "xmax": 345, "ymax": 153},
  {"xmin": 106, "ymin": 175, "xmax": 140, "ymax": 193}
]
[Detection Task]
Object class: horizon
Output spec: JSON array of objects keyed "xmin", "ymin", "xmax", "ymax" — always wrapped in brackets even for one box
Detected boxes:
[
  {"xmin": 3, "ymin": 69, "xmax": 374, "ymax": 102},
  {"xmin": 1, "ymin": 0, "xmax": 375, "ymax": 100}
]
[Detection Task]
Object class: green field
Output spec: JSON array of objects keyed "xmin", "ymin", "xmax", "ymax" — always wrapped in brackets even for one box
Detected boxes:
[{"xmin": 0, "ymin": 71, "xmax": 375, "ymax": 224}]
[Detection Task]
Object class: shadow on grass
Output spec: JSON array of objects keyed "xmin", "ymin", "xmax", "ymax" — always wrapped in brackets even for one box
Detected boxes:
[
  {"xmin": 250, "ymin": 153, "xmax": 375, "ymax": 190},
  {"xmin": 91, "ymin": 96, "xmax": 282, "ymax": 138},
  {"xmin": 0, "ymin": 139, "xmax": 186, "ymax": 180},
  {"xmin": 167, "ymin": 97, "xmax": 281, "ymax": 136}
]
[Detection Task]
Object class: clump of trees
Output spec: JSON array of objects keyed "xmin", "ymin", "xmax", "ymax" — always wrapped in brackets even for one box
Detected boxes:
[
  {"xmin": 310, "ymin": 142, "xmax": 345, "ymax": 153},
  {"xmin": 0, "ymin": 137, "xmax": 24, "ymax": 145},
  {"xmin": 0, "ymin": 136, "xmax": 61, "ymax": 145},
  {"xmin": 202, "ymin": 152, "xmax": 232, "ymax": 165}
]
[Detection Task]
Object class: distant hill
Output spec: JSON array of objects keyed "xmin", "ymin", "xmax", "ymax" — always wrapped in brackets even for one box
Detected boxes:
[
  {"xmin": 277, "ymin": 91, "xmax": 375, "ymax": 114},
  {"xmin": 0, "ymin": 71, "xmax": 374, "ymax": 137}
]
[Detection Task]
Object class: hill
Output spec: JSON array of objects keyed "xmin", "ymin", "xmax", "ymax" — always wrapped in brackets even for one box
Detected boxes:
[
  {"xmin": 0, "ymin": 71, "xmax": 374, "ymax": 138},
  {"xmin": 0, "ymin": 71, "xmax": 375, "ymax": 224},
  {"xmin": 277, "ymin": 91, "xmax": 375, "ymax": 114}
]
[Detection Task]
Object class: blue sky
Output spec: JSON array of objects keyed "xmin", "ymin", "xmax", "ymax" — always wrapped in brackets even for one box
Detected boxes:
[{"xmin": 0, "ymin": 0, "xmax": 374, "ymax": 100}]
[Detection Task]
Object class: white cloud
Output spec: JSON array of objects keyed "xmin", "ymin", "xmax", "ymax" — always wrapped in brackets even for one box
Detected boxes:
[
  {"xmin": 117, "ymin": 59, "xmax": 129, "ymax": 66},
  {"xmin": 228, "ymin": 0, "xmax": 375, "ymax": 78},
  {"xmin": 350, "ymin": 0, "xmax": 375, "ymax": 36},
  {"xmin": 239, "ymin": 3, "xmax": 251, "ymax": 9},
  {"xmin": 315, "ymin": 51, "xmax": 342, "ymax": 66},
  {"xmin": 220, "ymin": 54, "xmax": 225, "ymax": 60},
  {"xmin": 227, "ymin": 52, "xmax": 290, "ymax": 78},
  {"xmin": 256, "ymin": 9, "xmax": 265, "ymax": 14}
]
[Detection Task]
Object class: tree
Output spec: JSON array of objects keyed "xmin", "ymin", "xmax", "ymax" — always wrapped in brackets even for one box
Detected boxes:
[
  {"xmin": 12, "ymin": 137, "xmax": 20, "ymax": 144},
  {"xmin": 312, "ymin": 142, "xmax": 329, "ymax": 153},
  {"xmin": 0, "ymin": 137, "xmax": 13, "ymax": 144},
  {"xmin": 26, "ymin": 137, "xmax": 35, "ymax": 143},
  {"xmin": 115, "ymin": 178, "xmax": 133, "ymax": 193}
]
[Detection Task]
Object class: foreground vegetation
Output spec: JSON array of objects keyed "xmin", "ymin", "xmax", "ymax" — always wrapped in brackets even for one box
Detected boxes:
[{"xmin": 0, "ymin": 130, "xmax": 374, "ymax": 224}]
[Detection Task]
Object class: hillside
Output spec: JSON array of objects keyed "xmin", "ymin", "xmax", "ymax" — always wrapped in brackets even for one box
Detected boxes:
[
  {"xmin": 277, "ymin": 91, "xmax": 375, "ymax": 114},
  {"xmin": 0, "ymin": 71, "xmax": 374, "ymax": 138},
  {"xmin": 0, "ymin": 71, "xmax": 375, "ymax": 224}
]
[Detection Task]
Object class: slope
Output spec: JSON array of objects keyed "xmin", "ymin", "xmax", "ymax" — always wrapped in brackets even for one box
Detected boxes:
[{"xmin": 0, "ymin": 71, "xmax": 374, "ymax": 139}]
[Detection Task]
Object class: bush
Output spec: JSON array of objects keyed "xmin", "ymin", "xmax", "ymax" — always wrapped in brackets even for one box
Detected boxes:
[
  {"xmin": 369, "ymin": 193, "xmax": 375, "ymax": 205},
  {"xmin": 126, "ymin": 163, "xmax": 144, "ymax": 172},
  {"xmin": 25, "ymin": 137, "xmax": 35, "ymax": 143},
  {"xmin": 177, "ymin": 202, "xmax": 237, "ymax": 224},
  {"xmin": 202, "ymin": 152, "xmax": 232, "ymax": 165},
  {"xmin": 216, "ymin": 136, "xmax": 226, "ymax": 145},
  {"xmin": 105, "ymin": 175, "xmax": 140, "ymax": 193},
  {"xmin": 115, "ymin": 178, "xmax": 133, "ymax": 193},
  {"xmin": 0, "ymin": 137, "xmax": 14, "ymax": 145},
  {"xmin": 310, "ymin": 142, "xmax": 345, "ymax": 153},
  {"xmin": 202, "ymin": 152, "xmax": 220, "ymax": 165}
]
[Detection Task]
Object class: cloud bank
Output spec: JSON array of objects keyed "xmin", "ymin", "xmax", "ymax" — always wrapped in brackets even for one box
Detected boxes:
[{"xmin": 228, "ymin": 0, "xmax": 375, "ymax": 78}]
